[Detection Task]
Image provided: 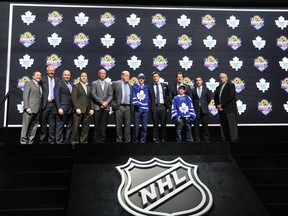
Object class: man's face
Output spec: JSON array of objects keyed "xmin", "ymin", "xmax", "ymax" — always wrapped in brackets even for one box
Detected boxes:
[
  {"xmin": 98, "ymin": 70, "xmax": 106, "ymax": 80},
  {"xmin": 178, "ymin": 87, "xmax": 185, "ymax": 95},
  {"xmin": 219, "ymin": 74, "xmax": 228, "ymax": 84},
  {"xmin": 47, "ymin": 66, "xmax": 55, "ymax": 78},
  {"xmin": 138, "ymin": 77, "xmax": 145, "ymax": 85},
  {"xmin": 153, "ymin": 74, "xmax": 160, "ymax": 83},
  {"xmin": 121, "ymin": 72, "xmax": 130, "ymax": 83},
  {"xmin": 62, "ymin": 70, "xmax": 71, "ymax": 82},
  {"xmin": 195, "ymin": 77, "xmax": 203, "ymax": 87},
  {"xmin": 80, "ymin": 73, "xmax": 88, "ymax": 84},
  {"xmin": 176, "ymin": 74, "xmax": 183, "ymax": 83},
  {"xmin": 33, "ymin": 72, "xmax": 42, "ymax": 82}
]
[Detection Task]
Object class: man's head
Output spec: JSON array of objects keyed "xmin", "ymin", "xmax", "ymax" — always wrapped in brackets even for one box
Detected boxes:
[
  {"xmin": 219, "ymin": 73, "xmax": 228, "ymax": 84},
  {"xmin": 98, "ymin": 69, "xmax": 107, "ymax": 81},
  {"xmin": 62, "ymin": 70, "xmax": 71, "ymax": 82},
  {"xmin": 152, "ymin": 71, "xmax": 160, "ymax": 83},
  {"xmin": 79, "ymin": 72, "xmax": 88, "ymax": 84},
  {"xmin": 176, "ymin": 72, "xmax": 184, "ymax": 84},
  {"xmin": 138, "ymin": 73, "xmax": 145, "ymax": 85},
  {"xmin": 121, "ymin": 71, "xmax": 130, "ymax": 83},
  {"xmin": 195, "ymin": 76, "xmax": 203, "ymax": 87},
  {"xmin": 177, "ymin": 84, "xmax": 186, "ymax": 95},
  {"xmin": 32, "ymin": 71, "xmax": 42, "ymax": 83},
  {"xmin": 46, "ymin": 65, "xmax": 55, "ymax": 78}
]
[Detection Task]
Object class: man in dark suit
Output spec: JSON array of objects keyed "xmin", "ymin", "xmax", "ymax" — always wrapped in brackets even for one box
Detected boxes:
[
  {"xmin": 20, "ymin": 71, "xmax": 42, "ymax": 144},
  {"xmin": 214, "ymin": 73, "xmax": 238, "ymax": 142},
  {"xmin": 111, "ymin": 71, "xmax": 132, "ymax": 143},
  {"xmin": 169, "ymin": 71, "xmax": 191, "ymax": 101},
  {"xmin": 54, "ymin": 70, "xmax": 73, "ymax": 144},
  {"xmin": 91, "ymin": 69, "xmax": 113, "ymax": 143},
  {"xmin": 149, "ymin": 71, "xmax": 170, "ymax": 143},
  {"xmin": 191, "ymin": 76, "xmax": 211, "ymax": 142},
  {"xmin": 71, "ymin": 72, "xmax": 94, "ymax": 144},
  {"xmin": 39, "ymin": 65, "xmax": 60, "ymax": 144}
]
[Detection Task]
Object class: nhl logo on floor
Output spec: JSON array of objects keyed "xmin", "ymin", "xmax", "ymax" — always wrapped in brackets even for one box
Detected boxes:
[{"xmin": 116, "ymin": 157, "xmax": 213, "ymax": 215}]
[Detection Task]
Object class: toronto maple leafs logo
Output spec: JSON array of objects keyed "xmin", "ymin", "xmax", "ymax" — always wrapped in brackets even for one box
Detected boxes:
[
  {"xmin": 21, "ymin": 11, "xmax": 36, "ymax": 25},
  {"xmin": 179, "ymin": 102, "xmax": 189, "ymax": 114},
  {"xmin": 177, "ymin": 14, "xmax": 191, "ymax": 28},
  {"xmin": 75, "ymin": 12, "xmax": 89, "ymax": 26},
  {"xmin": 153, "ymin": 35, "xmax": 166, "ymax": 49},
  {"xmin": 137, "ymin": 90, "xmax": 146, "ymax": 101},
  {"xmin": 47, "ymin": 33, "xmax": 62, "ymax": 48},
  {"xmin": 19, "ymin": 54, "xmax": 34, "ymax": 69},
  {"xmin": 127, "ymin": 13, "xmax": 140, "ymax": 27}
]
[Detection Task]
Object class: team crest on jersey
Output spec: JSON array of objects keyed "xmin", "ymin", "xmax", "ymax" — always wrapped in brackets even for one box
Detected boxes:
[
  {"xmin": 254, "ymin": 56, "xmax": 268, "ymax": 72},
  {"xmin": 250, "ymin": 15, "xmax": 264, "ymax": 30},
  {"xmin": 258, "ymin": 99, "xmax": 272, "ymax": 115},
  {"xmin": 232, "ymin": 77, "xmax": 245, "ymax": 93},
  {"xmin": 100, "ymin": 12, "xmax": 115, "ymax": 27},
  {"xmin": 47, "ymin": 11, "xmax": 63, "ymax": 26},
  {"xmin": 177, "ymin": 34, "xmax": 192, "ymax": 50},
  {"xmin": 153, "ymin": 55, "xmax": 168, "ymax": 71},
  {"xmin": 46, "ymin": 54, "xmax": 62, "ymax": 69},
  {"xmin": 19, "ymin": 31, "xmax": 35, "ymax": 48},
  {"xmin": 17, "ymin": 76, "xmax": 31, "ymax": 91},
  {"xmin": 100, "ymin": 54, "xmax": 115, "ymax": 71},
  {"xmin": 281, "ymin": 77, "xmax": 288, "ymax": 93},
  {"xmin": 208, "ymin": 99, "xmax": 218, "ymax": 116},
  {"xmin": 126, "ymin": 33, "xmax": 141, "ymax": 49},
  {"xmin": 276, "ymin": 36, "xmax": 288, "ymax": 51},
  {"xmin": 151, "ymin": 13, "xmax": 166, "ymax": 28},
  {"xmin": 227, "ymin": 35, "xmax": 242, "ymax": 50},
  {"xmin": 204, "ymin": 55, "xmax": 218, "ymax": 71},
  {"xmin": 117, "ymin": 157, "xmax": 213, "ymax": 216},
  {"xmin": 73, "ymin": 33, "xmax": 89, "ymax": 48},
  {"xmin": 202, "ymin": 14, "xmax": 216, "ymax": 29}
]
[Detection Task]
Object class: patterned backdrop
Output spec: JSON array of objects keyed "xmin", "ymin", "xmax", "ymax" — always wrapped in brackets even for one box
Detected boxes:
[{"xmin": 4, "ymin": 3, "xmax": 288, "ymax": 126}]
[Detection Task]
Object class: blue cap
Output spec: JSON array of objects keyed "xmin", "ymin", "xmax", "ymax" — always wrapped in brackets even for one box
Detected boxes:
[{"xmin": 138, "ymin": 73, "xmax": 145, "ymax": 78}]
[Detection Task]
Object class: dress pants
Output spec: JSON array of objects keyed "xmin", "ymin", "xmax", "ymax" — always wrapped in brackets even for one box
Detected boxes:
[
  {"xmin": 151, "ymin": 105, "xmax": 167, "ymax": 142},
  {"xmin": 93, "ymin": 109, "xmax": 109, "ymax": 143},
  {"xmin": 194, "ymin": 109, "xmax": 210, "ymax": 142},
  {"xmin": 56, "ymin": 113, "xmax": 73, "ymax": 144},
  {"xmin": 176, "ymin": 120, "xmax": 193, "ymax": 142},
  {"xmin": 71, "ymin": 113, "xmax": 90, "ymax": 144},
  {"xmin": 114, "ymin": 105, "xmax": 131, "ymax": 143},
  {"xmin": 20, "ymin": 112, "xmax": 40, "ymax": 144},
  {"xmin": 40, "ymin": 102, "xmax": 56, "ymax": 144},
  {"xmin": 133, "ymin": 111, "xmax": 148, "ymax": 143},
  {"xmin": 219, "ymin": 111, "xmax": 238, "ymax": 142}
]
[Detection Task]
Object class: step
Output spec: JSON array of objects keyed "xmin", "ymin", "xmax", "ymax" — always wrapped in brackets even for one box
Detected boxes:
[
  {"xmin": 0, "ymin": 157, "xmax": 72, "ymax": 172},
  {"xmin": 241, "ymin": 168, "xmax": 288, "ymax": 184},
  {"xmin": 0, "ymin": 188, "xmax": 68, "ymax": 209},
  {"xmin": 0, "ymin": 171, "xmax": 71, "ymax": 189},
  {"xmin": 231, "ymin": 141, "xmax": 288, "ymax": 155},
  {"xmin": 233, "ymin": 154, "xmax": 288, "ymax": 168},
  {"xmin": 0, "ymin": 208, "xmax": 66, "ymax": 216}
]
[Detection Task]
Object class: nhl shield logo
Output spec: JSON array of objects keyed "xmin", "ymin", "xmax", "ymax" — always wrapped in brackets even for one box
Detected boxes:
[{"xmin": 116, "ymin": 157, "xmax": 213, "ymax": 215}]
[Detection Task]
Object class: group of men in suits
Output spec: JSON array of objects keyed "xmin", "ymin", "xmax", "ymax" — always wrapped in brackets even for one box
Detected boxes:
[{"xmin": 20, "ymin": 67, "xmax": 238, "ymax": 144}]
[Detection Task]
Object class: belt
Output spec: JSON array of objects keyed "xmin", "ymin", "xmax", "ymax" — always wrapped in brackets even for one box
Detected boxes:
[
  {"xmin": 48, "ymin": 99, "xmax": 55, "ymax": 103},
  {"xmin": 155, "ymin": 103, "xmax": 165, "ymax": 107},
  {"xmin": 121, "ymin": 104, "xmax": 130, "ymax": 106}
]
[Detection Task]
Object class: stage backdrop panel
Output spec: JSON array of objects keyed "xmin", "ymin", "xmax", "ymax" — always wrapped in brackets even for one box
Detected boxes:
[{"xmin": 3, "ymin": 3, "xmax": 288, "ymax": 126}]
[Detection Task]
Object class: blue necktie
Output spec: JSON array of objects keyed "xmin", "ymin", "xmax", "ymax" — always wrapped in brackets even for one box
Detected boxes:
[{"xmin": 156, "ymin": 84, "xmax": 160, "ymax": 104}]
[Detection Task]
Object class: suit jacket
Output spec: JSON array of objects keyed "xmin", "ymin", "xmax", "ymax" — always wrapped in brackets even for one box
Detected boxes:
[
  {"xmin": 169, "ymin": 83, "xmax": 191, "ymax": 102},
  {"xmin": 191, "ymin": 85, "xmax": 211, "ymax": 114},
  {"xmin": 214, "ymin": 82, "xmax": 237, "ymax": 114},
  {"xmin": 54, "ymin": 79, "xmax": 73, "ymax": 114},
  {"xmin": 71, "ymin": 82, "xmax": 93, "ymax": 114},
  {"xmin": 91, "ymin": 80, "xmax": 113, "ymax": 111},
  {"xmin": 23, "ymin": 80, "xmax": 42, "ymax": 113},
  {"xmin": 41, "ymin": 75, "xmax": 60, "ymax": 109},
  {"xmin": 149, "ymin": 82, "xmax": 170, "ymax": 112},
  {"xmin": 111, "ymin": 80, "xmax": 132, "ymax": 111}
]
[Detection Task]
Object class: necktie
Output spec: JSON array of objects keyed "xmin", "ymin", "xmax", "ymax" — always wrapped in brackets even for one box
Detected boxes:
[
  {"xmin": 49, "ymin": 78, "xmax": 54, "ymax": 100},
  {"xmin": 198, "ymin": 87, "xmax": 202, "ymax": 98},
  {"xmin": 156, "ymin": 84, "xmax": 160, "ymax": 104}
]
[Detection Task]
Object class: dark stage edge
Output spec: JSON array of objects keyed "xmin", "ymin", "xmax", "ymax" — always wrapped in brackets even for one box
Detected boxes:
[{"xmin": 67, "ymin": 142, "xmax": 269, "ymax": 216}]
